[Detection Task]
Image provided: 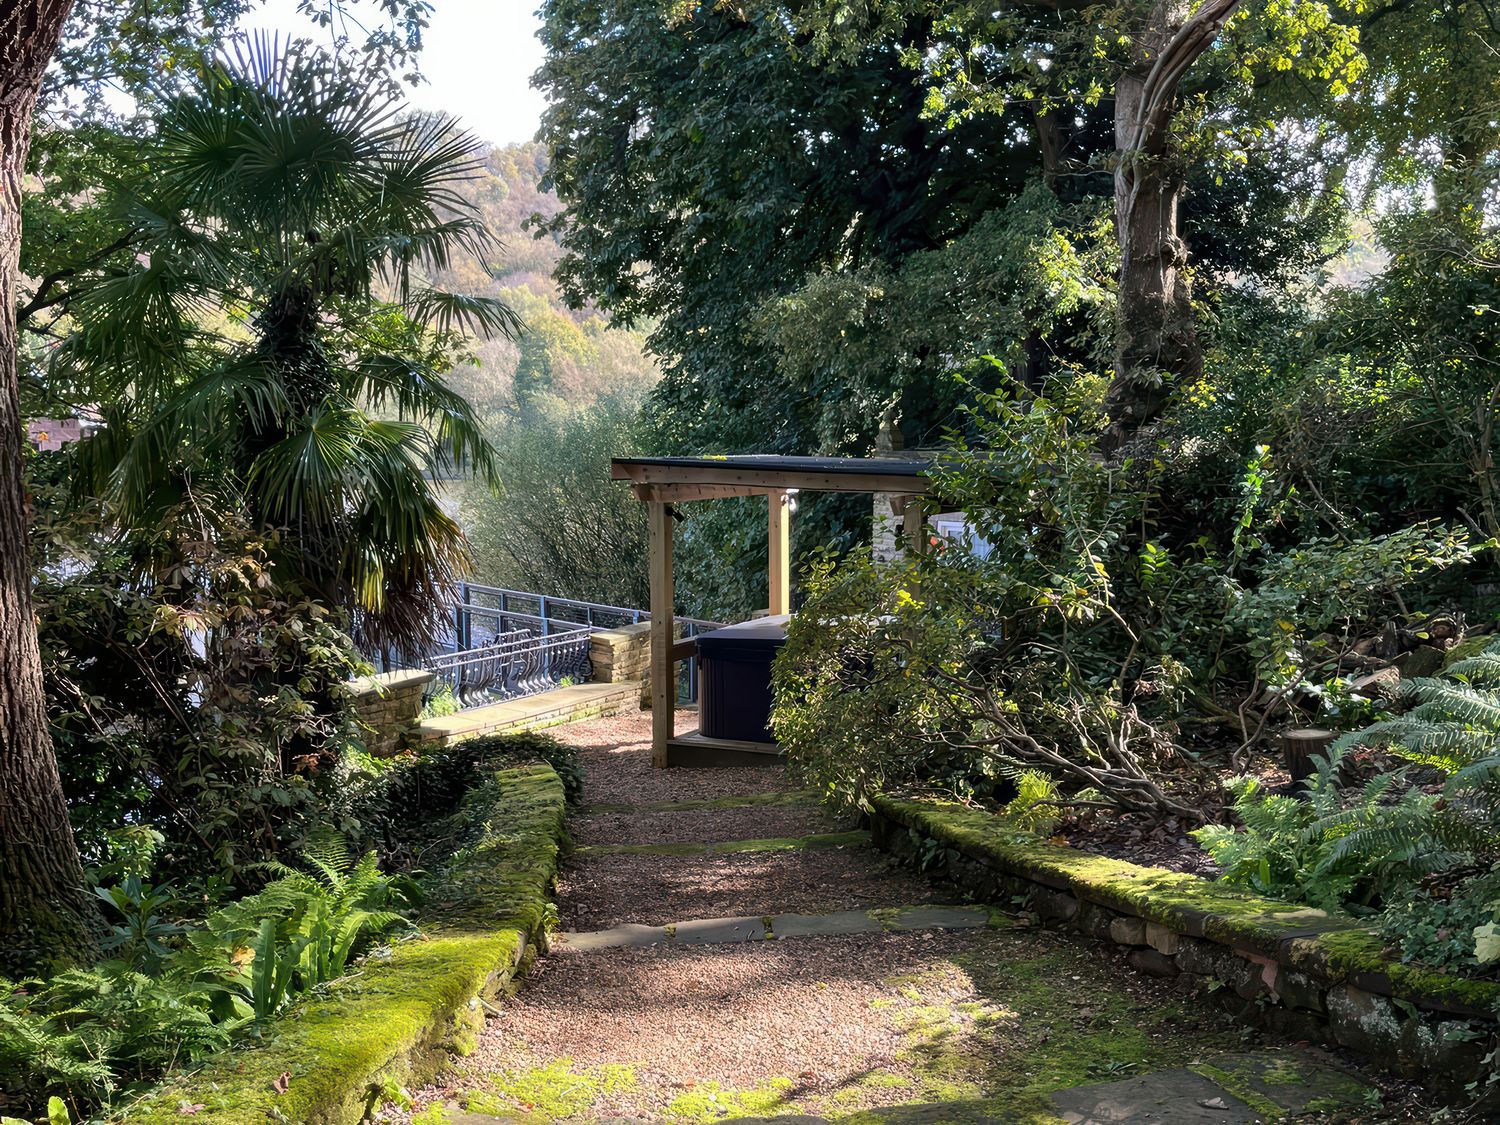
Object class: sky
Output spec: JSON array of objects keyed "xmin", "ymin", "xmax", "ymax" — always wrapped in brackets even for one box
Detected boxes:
[{"xmin": 245, "ymin": 1, "xmax": 550, "ymax": 148}]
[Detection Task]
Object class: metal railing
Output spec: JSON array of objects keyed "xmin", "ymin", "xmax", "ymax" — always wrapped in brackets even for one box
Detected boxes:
[
  {"xmin": 376, "ymin": 585, "xmax": 728, "ymax": 712},
  {"xmin": 455, "ymin": 584, "xmax": 646, "ymax": 641},
  {"xmin": 423, "ymin": 622, "xmax": 594, "ymax": 710}
]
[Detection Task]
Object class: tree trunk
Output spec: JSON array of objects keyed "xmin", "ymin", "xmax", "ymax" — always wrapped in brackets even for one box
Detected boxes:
[
  {"xmin": 1106, "ymin": 0, "xmax": 1242, "ymax": 443},
  {"xmin": 0, "ymin": 0, "xmax": 99, "ymax": 975}
]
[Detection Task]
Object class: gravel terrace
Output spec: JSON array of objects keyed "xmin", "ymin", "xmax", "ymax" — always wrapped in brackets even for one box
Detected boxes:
[{"xmin": 401, "ymin": 710, "xmax": 1450, "ymax": 1125}]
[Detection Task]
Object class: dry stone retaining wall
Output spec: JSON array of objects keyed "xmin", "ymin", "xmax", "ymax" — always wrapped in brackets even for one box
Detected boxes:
[{"xmin": 870, "ymin": 793, "xmax": 1500, "ymax": 1108}]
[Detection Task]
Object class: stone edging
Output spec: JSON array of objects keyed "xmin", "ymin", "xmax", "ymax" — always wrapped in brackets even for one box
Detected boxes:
[
  {"xmin": 121, "ymin": 765, "xmax": 568, "ymax": 1125},
  {"xmin": 869, "ymin": 792, "xmax": 1500, "ymax": 1105}
]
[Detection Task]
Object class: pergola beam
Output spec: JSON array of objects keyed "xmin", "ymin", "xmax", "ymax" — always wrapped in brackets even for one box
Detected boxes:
[
  {"xmin": 631, "ymin": 483, "xmax": 774, "ymax": 503},
  {"xmin": 614, "ymin": 460, "xmax": 933, "ymax": 498}
]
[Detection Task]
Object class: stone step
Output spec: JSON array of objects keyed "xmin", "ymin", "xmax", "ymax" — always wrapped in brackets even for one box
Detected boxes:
[
  {"xmin": 579, "ymin": 790, "xmax": 821, "ymax": 815},
  {"xmin": 571, "ymin": 829, "xmax": 868, "ymax": 859},
  {"xmin": 559, "ymin": 904, "xmax": 996, "ymax": 952}
]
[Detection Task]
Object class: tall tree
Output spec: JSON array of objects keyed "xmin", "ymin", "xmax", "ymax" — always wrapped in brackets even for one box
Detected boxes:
[
  {"xmin": 0, "ymin": 0, "xmax": 98, "ymax": 973},
  {"xmin": 3, "ymin": 0, "xmax": 432, "ymax": 975},
  {"xmin": 1106, "ymin": 0, "xmax": 1242, "ymax": 436}
]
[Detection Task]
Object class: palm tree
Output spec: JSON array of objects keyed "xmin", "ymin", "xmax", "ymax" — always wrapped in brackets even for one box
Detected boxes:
[{"xmin": 59, "ymin": 36, "xmax": 519, "ymax": 652}]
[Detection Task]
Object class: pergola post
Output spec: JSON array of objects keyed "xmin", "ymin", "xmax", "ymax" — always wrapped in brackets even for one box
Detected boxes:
[
  {"xmin": 648, "ymin": 500, "xmax": 675, "ymax": 767},
  {"xmin": 902, "ymin": 496, "xmax": 926, "ymax": 556},
  {"xmin": 768, "ymin": 489, "xmax": 790, "ymax": 616}
]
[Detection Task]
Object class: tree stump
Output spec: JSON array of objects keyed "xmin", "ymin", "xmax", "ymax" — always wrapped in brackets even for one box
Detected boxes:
[{"xmin": 1282, "ymin": 728, "xmax": 1337, "ymax": 786}]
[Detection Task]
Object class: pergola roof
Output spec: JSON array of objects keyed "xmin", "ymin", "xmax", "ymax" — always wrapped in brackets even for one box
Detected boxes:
[{"xmin": 611, "ymin": 454, "xmax": 933, "ymax": 502}]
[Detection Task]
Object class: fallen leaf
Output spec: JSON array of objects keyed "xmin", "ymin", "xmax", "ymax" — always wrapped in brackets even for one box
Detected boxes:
[
  {"xmin": 178, "ymin": 1104, "xmax": 205, "ymax": 1116},
  {"xmin": 1199, "ymin": 1097, "xmax": 1229, "ymax": 1110},
  {"xmin": 272, "ymin": 1072, "xmax": 291, "ymax": 1095}
]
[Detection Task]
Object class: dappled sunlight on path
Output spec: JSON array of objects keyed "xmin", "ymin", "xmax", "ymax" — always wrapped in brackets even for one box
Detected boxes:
[{"xmin": 406, "ymin": 711, "xmax": 1379, "ymax": 1125}]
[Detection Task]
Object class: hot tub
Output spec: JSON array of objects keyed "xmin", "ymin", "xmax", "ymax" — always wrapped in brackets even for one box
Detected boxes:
[{"xmin": 695, "ymin": 614, "xmax": 790, "ymax": 744}]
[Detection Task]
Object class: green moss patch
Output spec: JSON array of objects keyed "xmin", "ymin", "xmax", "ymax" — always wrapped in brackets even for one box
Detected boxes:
[
  {"xmin": 122, "ymin": 766, "xmax": 568, "ymax": 1125},
  {"xmin": 1296, "ymin": 929, "xmax": 1500, "ymax": 1016},
  {"xmin": 574, "ymin": 830, "xmax": 868, "ymax": 859},
  {"xmin": 470, "ymin": 1059, "xmax": 638, "ymax": 1118},
  {"xmin": 664, "ymin": 1077, "xmax": 797, "ymax": 1121}
]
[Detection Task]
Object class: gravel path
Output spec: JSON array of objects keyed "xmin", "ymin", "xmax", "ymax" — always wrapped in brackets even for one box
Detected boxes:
[
  {"xmin": 551, "ymin": 713, "xmax": 801, "ymax": 807},
  {"xmin": 556, "ymin": 845, "xmax": 942, "ymax": 931},
  {"xmin": 401, "ymin": 709, "xmax": 1427, "ymax": 1124}
]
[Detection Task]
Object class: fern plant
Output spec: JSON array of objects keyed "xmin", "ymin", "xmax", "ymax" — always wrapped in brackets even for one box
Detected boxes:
[
  {"xmin": 177, "ymin": 832, "xmax": 409, "ymax": 1019},
  {"xmin": 1324, "ymin": 637, "xmax": 1500, "ymax": 965},
  {"xmin": 0, "ymin": 968, "xmax": 230, "ymax": 1113},
  {"xmin": 1328, "ymin": 639, "xmax": 1500, "ymax": 867},
  {"xmin": 1193, "ymin": 757, "xmax": 1436, "ymax": 913}
]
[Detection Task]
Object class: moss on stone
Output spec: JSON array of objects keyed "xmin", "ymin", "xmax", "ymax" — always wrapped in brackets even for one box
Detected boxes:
[
  {"xmin": 1304, "ymin": 929, "xmax": 1500, "ymax": 1014},
  {"xmin": 1191, "ymin": 1063, "xmax": 1288, "ymax": 1121},
  {"xmin": 475, "ymin": 1058, "xmax": 638, "ymax": 1119},
  {"xmin": 1190, "ymin": 1053, "xmax": 1371, "ymax": 1119},
  {"xmin": 873, "ymin": 793, "xmax": 1360, "ymax": 953},
  {"xmin": 575, "ymin": 830, "xmax": 868, "ymax": 859},
  {"xmin": 121, "ymin": 766, "xmax": 568, "ymax": 1125}
]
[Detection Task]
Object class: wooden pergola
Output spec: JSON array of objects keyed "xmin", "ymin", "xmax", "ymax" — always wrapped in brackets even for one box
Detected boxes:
[{"xmin": 610, "ymin": 455, "xmax": 934, "ymax": 767}]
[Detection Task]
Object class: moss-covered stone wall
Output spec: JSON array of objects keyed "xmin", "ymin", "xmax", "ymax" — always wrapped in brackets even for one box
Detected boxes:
[
  {"xmin": 121, "ymin": 766, "xmax": 568, "ymax": 1125},
  {"xmin": 869, "ymin": 793, "xmax": 1500, "ymax": 1107}
]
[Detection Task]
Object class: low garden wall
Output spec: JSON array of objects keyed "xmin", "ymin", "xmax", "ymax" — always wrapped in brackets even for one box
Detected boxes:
[
  {"xmin": 123, "ymin": 765, "xmax": 569, "ymax": 1125},
  {"xmin": 870, "ymin": 793, "xmax": 1500, "ymax": 1108},
  {"xmin": 589, "ymin": 621, "xmax": 651, "ymax": 683},
  {"xmin": 341, "ymin": 669, "xmax": 435, "ymax": 758}
]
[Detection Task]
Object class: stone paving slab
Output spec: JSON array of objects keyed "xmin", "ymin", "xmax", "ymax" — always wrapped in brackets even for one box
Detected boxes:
[
  {"xmin": 769, "ymin": 910, "xmax": 886, "ymax": 939},
  {"xmin": 563, "ymin": 922, "xmax": 671, "ymax": 952},
  {"xmin": 881, "ymin": 905, "xmax": 992, "ymax": 932},
  {"xmin": 573, "ymin": 830, "xmax": 869, "ymax": 858},
  {"xmin": 1051, "ymin": 1069, "xmax": 1261, "ymax": 1124},
  {"xmin": 1196, "ymin": 1051, "xmax": 1371, "ymax": 1112},
  {"xmin": 561, "ymin": 905, "xmax": 995, "ymax": 951},
  {"xmin": 673, "ymin": 915, "xmax": 770, "ymax": 945}
]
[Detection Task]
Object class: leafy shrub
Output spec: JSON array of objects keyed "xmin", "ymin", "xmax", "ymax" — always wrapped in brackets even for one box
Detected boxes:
[
  {"xmin": 421, "ymin": 683, "xmax": 462, "ymax": 718},
  {"xmin": 1377, "ymin": 869, "xmax": 1500, "ymax": 973},
  {"xmin": 33, "ymin": 518, "xmax": 371, "ymax": 883},
  {"xmin": 771, "ymin": 368, "xmax": 1481, "ymax": 821},
  {"xmin": 772, "ymin": 378, "xmax": 1207, "ymax": 817}
]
